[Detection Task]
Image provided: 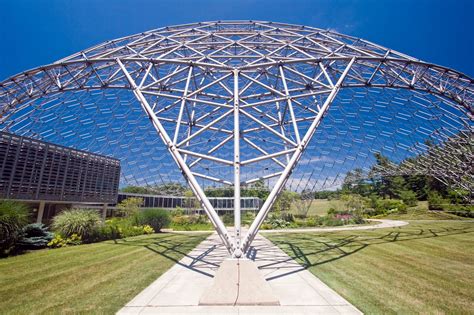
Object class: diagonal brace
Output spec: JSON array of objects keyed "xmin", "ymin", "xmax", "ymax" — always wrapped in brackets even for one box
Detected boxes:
[{"xmin": 117, "ymin": 58, "xmax": 235, "ymax": 252}]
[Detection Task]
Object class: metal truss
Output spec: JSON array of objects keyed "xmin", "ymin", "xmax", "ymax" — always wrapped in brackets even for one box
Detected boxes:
[{"xmin": 0, "ymin": 21, "xmax": 473, "ymax": 256}]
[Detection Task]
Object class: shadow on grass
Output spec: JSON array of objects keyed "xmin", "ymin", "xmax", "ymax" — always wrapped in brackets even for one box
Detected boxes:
[
  {"xmin": 263, "ymin": 224, "xmax": 474, "ymax": 280},
  {"xmin": 110, "ymin": 225, "xmax": 474, "ymax": 282},
  {"xmin": 111, "ymin": 233, "xmax": 218, "ymax": 278}
]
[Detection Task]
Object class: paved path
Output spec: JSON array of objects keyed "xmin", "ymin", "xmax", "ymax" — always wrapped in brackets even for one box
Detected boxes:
[
  {"xmin": 118, "ymin": 220, "xmax": 407, "ymax": 314},
  {"xmin": 118, "ymin": 234, "xmax": 363, "ymax": 314}
]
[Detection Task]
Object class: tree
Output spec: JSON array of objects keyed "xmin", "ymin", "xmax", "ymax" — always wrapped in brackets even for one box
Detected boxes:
[
  {"xmin": 404, "ymin": 174, "xmax": 429, "ymax": 200},
  {"xmin": 205, "ymin": 183, "xmax": 270, "ymax": 200},
  {"xmin": 184, "ymin": 190, "xmax": 199, "ymax": 213},
  {"xmin": 117, "ymin": 197, "xmax": 143, "ymax": 217},
  {"xmin": 120, "ymin": 186, "xmax": 151, "ymax": 194},
  {"xmin": 342, "ymin": 168, "xmax": 373, "ymax": 197},
  {"xmin": 341, "ymin": 194, "xmax": 368, "ymax": 214},
  {"xmin": 386, "ymin": 176, "xmax": 406, "ymax": 199},
  {"xmin": 151, "ymin": 183, "xmax": 187, "ymax": 196},
  {"xmin": 370, "ymin": 153, "xmax": 406, "ymax": 199},
  {"xmin": 272, "ymin": 190, "xmax": 299, "ymax": 213},
  {"xmin": 314, "ymin": 190, "xmax": 340, "ymax": 199},
  {"xmin": 398, "ymin": 190, "xmax": 418, "ymax": 207}
]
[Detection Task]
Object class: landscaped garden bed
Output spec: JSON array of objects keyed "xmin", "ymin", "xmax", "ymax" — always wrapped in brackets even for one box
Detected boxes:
[{"xmin": 0, "ymin": 198, "xmax": 172, "ymax": 257}]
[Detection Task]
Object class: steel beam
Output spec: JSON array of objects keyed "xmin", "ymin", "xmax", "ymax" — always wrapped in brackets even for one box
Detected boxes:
[{"xmin": 233, "ymin": 69, "xmax": 242, "ymax": 258}]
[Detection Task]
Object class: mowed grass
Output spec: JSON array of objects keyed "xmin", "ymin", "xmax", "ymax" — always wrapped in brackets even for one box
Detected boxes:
[
  {"xmin": 0, "ymin": 232, "xmax": 210, "ymax": 314},
  {"xmin": 291, "ymin": 198, "xmax": 346, "ymax": 216},
  {"xmin": 378, "ymin": 201, "xmax": 471, "ymax": 221},
  {"xmin": 267, "ymin": 220, "xmax": 474, "ymax": 314}
]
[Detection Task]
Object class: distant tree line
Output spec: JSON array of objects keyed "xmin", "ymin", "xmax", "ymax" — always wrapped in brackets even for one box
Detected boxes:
[{"xmin": 315, "ymin": 152, "xmax": 472, "ymax": 212}]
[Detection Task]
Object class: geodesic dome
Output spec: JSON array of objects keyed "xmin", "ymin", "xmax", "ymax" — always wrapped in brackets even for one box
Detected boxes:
[
  {"xmin": 1, "ymin": 21, "xmax": 473, "ymax": 253},
  {"xmin": 1, "ymin": 21, "xmax": 472, "ymax": 192}
]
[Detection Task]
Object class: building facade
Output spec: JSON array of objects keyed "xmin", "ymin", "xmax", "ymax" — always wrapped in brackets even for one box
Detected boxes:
[{"xmin": 0, "ymin": 131, "xmax": 121, "ymax": 222}]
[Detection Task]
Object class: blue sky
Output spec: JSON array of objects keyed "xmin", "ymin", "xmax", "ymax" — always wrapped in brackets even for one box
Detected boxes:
[{"xmin": 1, "ymin": 0, "xmax": 473, "ymax": 80}]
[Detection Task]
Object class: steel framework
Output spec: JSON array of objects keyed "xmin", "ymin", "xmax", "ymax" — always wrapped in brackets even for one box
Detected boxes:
[{"xmin": 0, "ymin": 21, "xmax": 473, "ymax": 256}]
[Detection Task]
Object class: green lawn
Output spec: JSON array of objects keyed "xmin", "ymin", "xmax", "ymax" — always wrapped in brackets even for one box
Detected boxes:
[
  {"xmin": 267, "ymin": 220, "xmax": 474, "ymax": 314},
  {"xmin": 378, "ymin": 201, "xmax": 471, "ymax": 221},
  {"xmin": 0, "ymin": 232, "xmax": 210, "ymax": 314},
  {"xmin": 291, "ymin": 198, "xmax": 346, "ymax": 216}
]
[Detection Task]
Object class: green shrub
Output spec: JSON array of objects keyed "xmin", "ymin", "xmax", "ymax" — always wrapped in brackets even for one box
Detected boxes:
[
  {"xmin": 98, "ymin": 217, "xmax": 146, "ymax": 239},
  {"xmin": 281, "ymin": 212, "xmax": 295, "ymax": 223},
  {"xmin": 341, "ymin": 194, "xmax": 368, "ymax": 213},
  {"xmin": 446, "ymin": 208, "xmax": 474, "ymax": 218},
  {"xmin": 428, "ymin": 192, "xmax": 449, "ymax": 210},
  {"xmin": 350, "ymin": 213, "xmax": 366, "ymax": 224},
  {"xmin": 96, "ymin": 218, "xmax": 122, "ymax": 240},
  {"xmin": 51, "ymin": 209, "xmax": 101, "ymax": 241},
  {"xmin": 127, "ymin": 225, "xmax": 147, "ymax": 236},
  {"xmin": 447, "ymin": 189, "xmax": 470, "ymax": 204},
  {"xmin": 0, "ymin": 200, "xmax": 29, "ymax": 255},
  {"xmin": 18, "ymin": 223, "xmax": 54, "ymax": 249},
  {"xmin": 170, "ymin": 214, "xmax": 211, "ymax": 231},
  {"xmin": 171, "ymin": 207, "xmax": 184, "ymax": 217},
  {"xmin": 303, "ymin": 216, "xmax": 322, "ymax": 227},
  {"xmin": 170, "ymin": 222, "xmax": 212, "ymax": 231},
  {"xmin": 170, "ymin": 214, "xmax": 208, "ymax": 230},
  {"xmin": 363, "ymin": 208, "xmax": 385, "ymax": 217},
  {"xmin": 193, "ymin": 215, "xmax": 209, "ymax": 224},
  {"xmin": 361, "ymin": 198, "xmax": 407, "ymax": 217},
  {"xmin": 322, "ymin": 216, "xmax": 345, "ymax": 226},
  {"xmin": 117, "ymin": 197, "xmax": 143, "ymax": 217},
  {"xmin": 221, "ymin": 213, "xmax": 234, "ymax": 225},
  {"xmin": 135, "ymin": 208, "xmax": 170, "ymax": 232},
  {"xmin": 375, "ymin": 199, "xmax": 407, "ymax": 213},
  {"xmin": 399, "ymin": 190, "xmax": 418, "ymax": 207},
  {"xmin": 265, "ymin": 214, "xmax": 290, "ymax": 229},
  {"xmin": 171, "ymin": 215, "xmax": 188, "ymax": 226},
  {"xmin": 242, "ymin": 211, "xmax": 256, "ymax": 224},
  {"xmin": 260, "ymin": 223, "xmax": 273, "ymax": 230}
]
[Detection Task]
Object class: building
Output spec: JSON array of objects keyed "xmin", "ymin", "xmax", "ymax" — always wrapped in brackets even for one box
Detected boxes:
[
  {"xmin": 0, "ymin": 131, "xmax": 121, "ymax": 223},
  {"xmin": 105, "ymin": 192, "xmax": 262, "ymax": 216}
]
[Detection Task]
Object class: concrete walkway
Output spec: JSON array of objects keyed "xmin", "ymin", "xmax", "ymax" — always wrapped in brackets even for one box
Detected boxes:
[
  {"xmin": 118, "ymin": 220, "xmax": 408, "ymax": 314},
  {"xmin": 118, "ymin": 233, "xmax": 364, "ymax": 314}
]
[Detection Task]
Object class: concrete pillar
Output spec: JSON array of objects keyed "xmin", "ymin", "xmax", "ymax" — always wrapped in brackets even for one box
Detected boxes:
[
  {"xmin": 36, "ymin": 201, "xmax": 45, "ymax": 223},
  {"xmin": 101, "ymin": 203, "xmax": 108, "ymax": 222}
]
